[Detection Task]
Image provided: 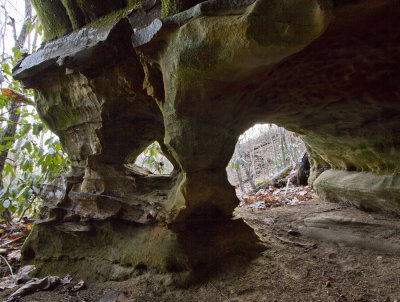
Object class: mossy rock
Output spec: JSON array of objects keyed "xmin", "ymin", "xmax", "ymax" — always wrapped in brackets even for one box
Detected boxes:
[{"xmin": 161, "ymin": 0, "xmax": 204, "ymax": 17}]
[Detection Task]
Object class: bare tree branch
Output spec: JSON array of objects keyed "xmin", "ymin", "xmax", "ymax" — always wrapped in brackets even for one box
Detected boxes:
[
  {"xmin": 1, "ymin": 1, "xmax": 8, "ymax": 57},
  {"xmin": 16, "ymin": 0, "xmax": 32, "ymax": 48},
  {"xmin": 32, "ymin": 27, "xmax": 38, "ymax": 51},
  {"xmin": 0, "ymin": 117, "xmax": 34, "ymax": 125},
  {"xmin": 7, "ymin": 16, "xmax": 16, "ymax": 43}
]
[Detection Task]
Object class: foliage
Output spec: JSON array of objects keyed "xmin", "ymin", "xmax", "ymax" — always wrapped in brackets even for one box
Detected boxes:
[
  {"xmin": 231, "ymin": 157, "xmax": 246, "ymax": 170},
  {"xmin": 138, "ymin": 141, "xmax": 167, "ymax": 174},
  {"xmin": 0, "ymin": 29, "xmax": 69, "ymax": 219},
  {"xmin": 0, "ymin": 126, "xmax": 70, "ymax": 218}
]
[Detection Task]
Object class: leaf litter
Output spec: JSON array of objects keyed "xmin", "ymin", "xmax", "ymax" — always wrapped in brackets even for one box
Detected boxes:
[
  {"xmin": 0, "ymin": 219, "xmax": 86, "ymax": 301},
  {"xmin": 239, "ymin": 184, "xmax": 314, "ymax": 210}
]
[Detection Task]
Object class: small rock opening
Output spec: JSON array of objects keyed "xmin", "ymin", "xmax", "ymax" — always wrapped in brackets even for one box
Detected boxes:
[
  {"xmin": 227, "ymin": 124, "xmax": 312, "ymax": 210},
  {"xmin": 134, "ymin": 141, "xmax": 173, "ymax": 175}
]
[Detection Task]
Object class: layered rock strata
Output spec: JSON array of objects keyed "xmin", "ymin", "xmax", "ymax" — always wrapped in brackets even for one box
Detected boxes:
[{"xmin": 14, "ymin": 0, "xmax": 400, "ymax": 281}]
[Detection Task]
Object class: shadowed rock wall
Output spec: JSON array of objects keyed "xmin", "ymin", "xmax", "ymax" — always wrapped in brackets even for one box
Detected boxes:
[{"xmin": 13, "ymin": 0, "xmax": 400, "ymax": 282}]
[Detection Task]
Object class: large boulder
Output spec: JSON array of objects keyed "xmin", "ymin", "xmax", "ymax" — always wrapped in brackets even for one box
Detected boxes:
[{"xmin": 13, "ymin": 0, "xmax": 400, "ymax": 282}]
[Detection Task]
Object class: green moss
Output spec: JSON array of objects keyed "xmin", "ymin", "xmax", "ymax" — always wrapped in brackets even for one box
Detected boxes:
[
  {"xmin": 73, "ymin": 0, "xmax": 127, "ymax": 23},
  {"xmin": 256, "ymin": 180, "xmax": 266, "ymax": 187},
  {"xmin": 21, "ymin": 222, "xmax": 190, "ymax": 281},
  {"xmin": 161, "ymin": 0, "xmax": 180, "ymax": 17},
  {"xmin": 126, "ymin": 0, "xmax": 145, "ymax": 9},
  {"xmin": 75, "ymin": 0, "xmax": 147, "ymax": 30},
  {"xmin": 35, "ymin": 89, "xmax": 94, "ymax": 132},
  {"xmin": 161, "ymin": 0, "xmax": 205, "ymax": 17},
  {"xmin": 31, "ymin": 0, "xmax": 72, "ymax": 41},
  {"xmin": 86, "ymin": 7, "xmax": 132, "ymax": 29}
]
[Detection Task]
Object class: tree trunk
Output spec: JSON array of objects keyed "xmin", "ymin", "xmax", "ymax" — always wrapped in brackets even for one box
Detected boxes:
[
  {"xmin": 283, "ymin": 130, "xmax": 295, "ymax": 165},
  {"xmin": 238, "ymin": 143, "xmax": 256, "ymax": 192},
  {"xmin": 297, "ymin": 153, "xmax": 310, "ymax": 186},
  {"xmin": 279, "ymin": 128, "xmax": 286, "ymax": 167},
  {"xmin": 268, "ymin": 127, "xmax": 278, "ymax": 171},
  {"xmin": 16, "ymin": 0, "xmax": 32, "ymax": 48},
  {"xmin": 250, "ymin": 140, "xmax": 256, "ymax": 180},
  {"xmin": 235, "ymin": 166, "xmax": 246, "ymax": 193},
  {"xmin": 256, "ymin": 165, "xmax": 293, "ymax": 191}
]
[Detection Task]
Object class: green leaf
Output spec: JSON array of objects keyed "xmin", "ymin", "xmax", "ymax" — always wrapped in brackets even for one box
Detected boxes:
[
  {"xmin": 33, "ymin": 123, "xmax": 44, "ymax": 136},
  {"xmin": 3, "ymin": 199, "xmax": 10, "ymax": 209},
  {"xmin": 26, "ymin": 20, "xmax": 34, "ymax": 35},
  {"xmin": 0, "ymin": 188, "xmax": 7, "ymax": 198},
  {"xmin": 2, "ymin": 63, "xmax": 11, "ymax": 75},
  {"xmin": 45, "ymin": 137, "xmax": 53, "ymax": 145},
  {"xmin": 36, "ymin": 22, "xmax": 43, "ymax": 35},
  {"xmin": 12, "ymin": 47, "xmax": 22, "ymax": 60},
  {"xmin": 19, "ymin": 124, "xmax": 31, "ymax": 137},
  {"xmin": 23, "ymin": 141, "xmax": 32, "ymax": 153},
  {"xmin": 54, "ymin": 153, "xmax": 62, "ymax": 164},
  {"xmin": 4, "ymin": 163, "xmax": 16, "ymax": 178},
  {"xmin": 48, "ymin": 147, "xmax": 56, "ymax": 158},
  {"xmin": 44, "ymin": 154, "xmax": 52, "ymax": 166},
  {"xmin": 32, "ymin": 186, "xmax": 40, "ymax": 194},
  {"xmin": 15, "ymin": 186, "xmax": 29, "ymax": 201}
]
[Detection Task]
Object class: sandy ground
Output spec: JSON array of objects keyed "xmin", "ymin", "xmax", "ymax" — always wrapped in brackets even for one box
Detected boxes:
[{"xmin": 1, "ymin": 198, "xmax": 400, "ymax": 302}]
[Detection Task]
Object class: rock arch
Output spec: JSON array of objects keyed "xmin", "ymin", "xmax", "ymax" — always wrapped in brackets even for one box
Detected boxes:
[{"xmin": 14, "ymin": 0, "xmax": 400, "ymax": 282}]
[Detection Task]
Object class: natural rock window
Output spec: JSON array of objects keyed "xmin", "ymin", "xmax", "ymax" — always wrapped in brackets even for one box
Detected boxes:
[
  {"xmin": 134, "ymin": 141, "xmax": 173, "ymax": 175},
  {"xmin": 228, "ymin": 124, "xmax": 314, "ymax": 210},
  {"xmin": 227, "ymin": 124, "xmax": 306, "ymax": 195}
]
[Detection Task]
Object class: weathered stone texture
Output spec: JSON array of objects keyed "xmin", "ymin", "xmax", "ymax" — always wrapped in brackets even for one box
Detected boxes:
[{"xmin": 13, "ymin": 0, "xmax": 400, "ymax": 282}]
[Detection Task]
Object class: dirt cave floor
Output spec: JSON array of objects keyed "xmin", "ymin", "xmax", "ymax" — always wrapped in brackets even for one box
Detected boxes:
[{"xmin": 2, "ymin": 198, "xmax": 400, "ymax": 302}]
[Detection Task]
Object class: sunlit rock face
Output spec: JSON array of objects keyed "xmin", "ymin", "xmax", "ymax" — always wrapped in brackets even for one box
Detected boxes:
[{"xmin": 13, "ymin": 0, "xmax": 400, "ymax": 282}]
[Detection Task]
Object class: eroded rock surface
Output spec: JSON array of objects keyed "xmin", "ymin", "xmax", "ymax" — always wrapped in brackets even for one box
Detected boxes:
[{"xmin": 13, "ymin": 0, "xmax": 400, "ymax": 282}]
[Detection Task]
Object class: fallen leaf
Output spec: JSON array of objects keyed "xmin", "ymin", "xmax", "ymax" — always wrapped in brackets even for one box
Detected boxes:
[
  {"xmin": 6, "ymin": 276, "xmax": 63, "ymax": 301},
  {"xmin": 61, "ymin": 275, "xmax": 72, "ymax": 285},
  {"xmin": 0, "ymin": 276, "xmax": 13, "ymax": 291},
  {"xmin": 325, "ymin": 281, "xmax": 331, "ymax": 287},
  {"xmin": 7, "ymin": 250, "xmax": 21, "ymax": 262},
  {"xmin": 6, "ymin": 233, "xmax": 23, "ymax": 241},
  {"xmin": 72, "ymin": 280, "xmax": 85, "ymax": 292},
  {"xmin": 12, "ymin": 265, "xmax": 36, "ymax": 285}
]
